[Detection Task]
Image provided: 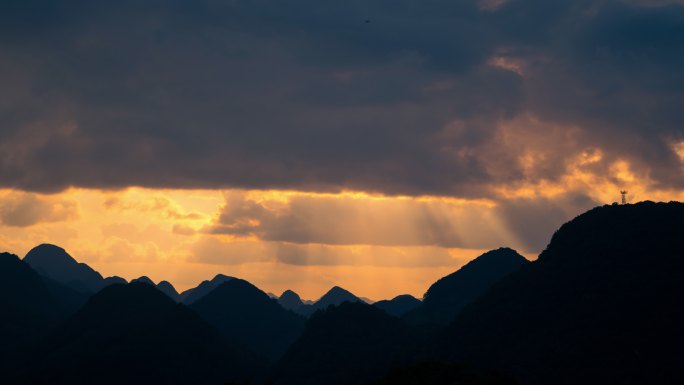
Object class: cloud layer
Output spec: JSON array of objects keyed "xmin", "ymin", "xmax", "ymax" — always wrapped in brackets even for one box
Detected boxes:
[
  {"xmin": 0, "ymin": 192, "xmax": 78, "ymax": 227},
  {"xmin": 1, "ymin": 0, "xmax": 682, "ymax": 196},
  {"xmin": 208, "ymin": 189, "xmax": 598, "ymax": 253}
]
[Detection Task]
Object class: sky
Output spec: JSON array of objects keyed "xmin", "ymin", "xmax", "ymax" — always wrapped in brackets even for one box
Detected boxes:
[{"xmin": 1, "ymin": 0, "xmax": 684, "ymax": 300}]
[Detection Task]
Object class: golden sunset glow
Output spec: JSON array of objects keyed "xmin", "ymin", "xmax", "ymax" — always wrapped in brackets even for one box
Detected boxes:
[{"xmin": 2, "ymin": 152, "xmax": 681, "ymax": 300}]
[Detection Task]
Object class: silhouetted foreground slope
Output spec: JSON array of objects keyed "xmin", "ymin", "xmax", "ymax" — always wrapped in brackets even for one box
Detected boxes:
[
  {"xmin": 9, "ymin": 282, "xmax": 265, "ymax": 385},
  {"xmin": 371, "ymin": 361, "xmax": 517, "ymax": 385},
  {"xmin": 271, "ymin": 302, "xmax": 416, "ymax": 385},
  {"xmin": 405, "ymin": 247, "xmax": 529, "ymax": 326},
  {"xmin": 191, "ymin": 279, "xmax": 306, "ymax": 360},
  {"xmin": 441, "ymin": 202, "xmax": 684, "ymax": 385},
  {"xmin": 0, "ymin": 252, "xmax": 62, "ymax": 368}
]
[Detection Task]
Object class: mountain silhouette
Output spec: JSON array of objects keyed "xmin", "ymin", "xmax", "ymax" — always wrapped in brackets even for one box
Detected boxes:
[
  {"xmin": 373, "ymin": 294, "xmax": 421, "ymax": 317},
  {"xmin": 23, "ymin": 243, "xmax": 124, "ymax": 293},
  {"xmin": 157, "ymin": 280, "xmax": 180, "ymax": 301},
  {"xmin": 293, "ymin": 286, "xmax": 364, "ymax": 317},
  {"xmin": 0, "ymin": 252, "xmax": 60, "ymax": 369},
  {"xmin": 24, "ymin": 244, "xmax": 105, "ymax": 293},
  {"xmin": 131, "ymin": 276, "xmax": 181, "ymax": 301},
  {"xmin": 278, "ymin": 289, "xmax": 305, "ymax": 311},
  {"xmin": 131, "ymin": 275, "xmax": 155, "ymax": 285},
  {"xmin": 190, "ymin": 279, "xmax": 306, "ymax": 360},
  {"xmin": 405, "ymin": 247, "xmax": 529, "ymax": 326},
  {"xmin": 271, "ymin": 302, "xmax": 415, "ymax": 385},
  {"xmin": 9, "ymin": 282, "xmax": 264, "ymax": 385},
  {"xmin": 103, "ymin": 275, "xmax": 127, "ymax": 286},
  {"xmin": 0, "ymin": 252, "xmax": 57, "ymax": 312},
  {"xmin": 39, "ymin": 273, "xmax": 90, "ymax": 315},
  {"xmin": 315, "ymin": 286, "xmax": 362, "ymax": 308},
  {"xmin": 180, "ymin": 273, "xmax": 234, "ymax": 304},
  {"xmin": 440, "ymin": 201, "xmax": 684, "ymax": 385}
]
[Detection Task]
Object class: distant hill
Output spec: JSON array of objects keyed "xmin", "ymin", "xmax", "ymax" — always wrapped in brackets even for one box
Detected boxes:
[
  {"xmin": 103, "ymin": 276, "xmax": 127, "ymax": 286},
  {"xmin": 180, "ymin": 274, "xmax": 234, "ymax": 304},
  {"xmin": 405, "ymin": 247, "xmax": 529, "ymax": 326},
  {"xmin": 289, "ymin": 286, "xmax": 362, "ymax": 316},
  {"xmin": 271, "ymin": 302, "xmax": 415, "ymax": 385},
  {"xmin": 131, "ymin": 275, "xmax": 155, "ymax": 285},
  {"xmin": 373, "ymin": 294, "xmax": 421, "ymax": 317},
  {"xmin": 278, "ymin": 289, "xmax": 305, "ymax": 311},
  {"xmin": 24, "ymin": 244, "xmax": 104, "ymax": 293},
  {"xmin": 132, "ymin": 276, "xmax": 180, "ymax": 301},
  {"xmin": 23, "ymin": 244, "xmax": 125, "ymax": 293},
  {"xmin": 191, "ymin": 279, "xmax": 306, "ymax": 360},
  {"xmin": 156, "ymin": 280, "xmax": 180, "ymax": 301},
  {"xmin": 440, "ymin": 202, "xmax": 684, "ymax": 385},
  {"xmin": 315, "ymin": 286, "xmax": 362, "ymax": 308},
  {"xmin": 9, "ymin": 282, "xmax": 265, "ymax": 385}
]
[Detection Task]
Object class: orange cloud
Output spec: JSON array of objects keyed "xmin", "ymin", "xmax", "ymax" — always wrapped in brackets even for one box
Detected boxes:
[{"xmin": 0, "ymin": 191, "xmax": 79, "ymax": 227}]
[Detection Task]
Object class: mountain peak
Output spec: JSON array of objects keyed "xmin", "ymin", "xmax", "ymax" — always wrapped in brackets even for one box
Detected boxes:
[
  {"xmin": 281, "ymin": 289, "xmax": 301, "ymax": 299},
  {"xmin": 194, "ymin": 279, "xmax": 270, "ymax": 307},
  {"xmin": 24, "ymin": 244, "xmax": 78, "ymax": 266},
  {"xmin": 23, "ymin": 244, "xmax": 104, "ymax": 293},
  {"xmin": 211, "ymin": 274, "xmax": 234, "ymax": 284},
  {"xmin": 131, "ymin": 276, "xmax": 155, "ymax": 286},
  {"xmin": 540, "ymin": 201, "xmax": 684, "ymax": 265},
  {"xmin": 190, "ymin": 278, "xmax": 305, "ymax": 360},
  {"xmin": 180, "ymin": 274, "xmax": 236, "ymax": 304},
  {"xmin": 103, "ymin": 276, "xmax": 127, "ymax": 286},
  {"xmin": 373, "ymin": 294, "xmax": 421, "ymax": 317},
  {"xmin": 441, "ymin": 201, "xmax": 684, "ymax": 384},
  {"xmin": 404, "ymin": 247, "xmax": 529, "ymax": 326},
  {"xmin": 0, "ymin": 251, "xmax": 20, "ymax": 263},
  {"xmin": 326, "ymin": 286, "xmax": 352, "ymax": 296},
  {"xmin": 315, "ymin": 286, "xmax": 361, "ymax": 309},
  {"xmin": 156, "ymin": 280, "xmax": 180, "ymax": 301},
  {"xmin": 87, "ymin": 281, "xmax": 175, "ymax": 314},
  {"xmin": 278, "ymin": 289, "xmax": 304, "ymax": 311}
]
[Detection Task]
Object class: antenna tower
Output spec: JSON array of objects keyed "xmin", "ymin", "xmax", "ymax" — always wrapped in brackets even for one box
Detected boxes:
[{"xmin": 620, "ymin": 190, "xmax": 628, "ymax": 205}]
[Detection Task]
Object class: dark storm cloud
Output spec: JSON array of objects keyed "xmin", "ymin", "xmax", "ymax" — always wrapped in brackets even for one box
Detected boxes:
[{"xmin": 0, "ymin": 0, "xmax": 682, "ymax": 195}]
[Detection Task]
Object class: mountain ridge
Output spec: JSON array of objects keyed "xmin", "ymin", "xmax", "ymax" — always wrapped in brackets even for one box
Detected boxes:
[
  {"xmin": 439, "ymin": 201, "xmax": 684, "ymax": 385},
  {"xmin": 190, "ymin": 279, "xmax": 306, "ymax": 360}
]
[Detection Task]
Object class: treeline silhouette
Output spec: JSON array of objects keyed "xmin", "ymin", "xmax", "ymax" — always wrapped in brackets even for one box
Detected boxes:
[{"xmin": 0, "ymin": 201, "xmax": 682, "ymax": 384}]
